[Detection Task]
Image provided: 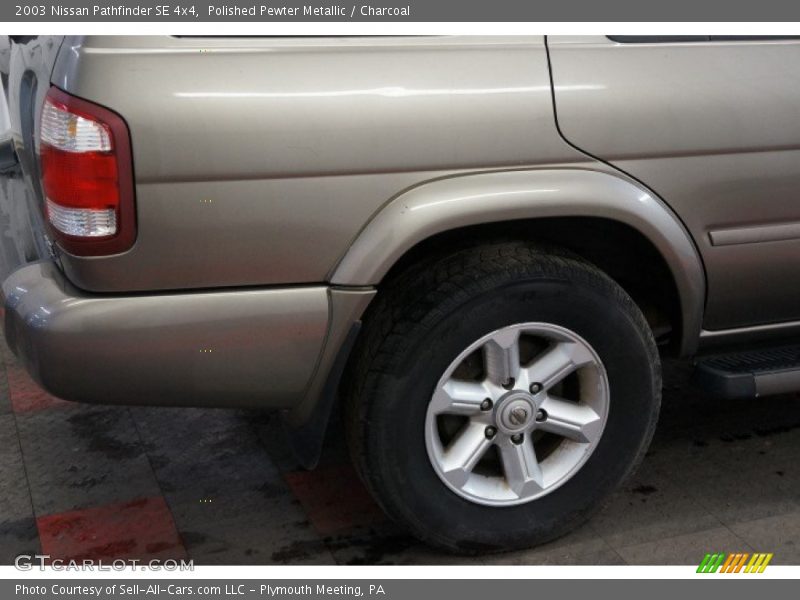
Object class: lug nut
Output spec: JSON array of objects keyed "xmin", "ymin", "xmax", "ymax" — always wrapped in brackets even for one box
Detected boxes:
[
  {"xmin": 484, "ymin": 426, "xmax": 497, "ymax": 439},
  {"xmin": 480, "ymin": 398, "xmax": 493, "ymax": 411},
  {"xmin": 535, "ymin": 409, "xmax": 547, "ymax": 422},
  {"xmin": 511, "ymin": 433, "xmax": 524, "ymax": 444},
  {"xmin": 502, "ymin": 378, "xmax": 515, "ymax": 390},
  {"xmin": 529, "ymin": 382, "xmax": 543, "ymax": 394}
]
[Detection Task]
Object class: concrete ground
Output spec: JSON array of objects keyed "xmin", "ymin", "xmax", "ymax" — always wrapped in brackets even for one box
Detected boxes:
[{"xmin": 1, "ymin": 324, "xmax": 799, "ymax": 565}]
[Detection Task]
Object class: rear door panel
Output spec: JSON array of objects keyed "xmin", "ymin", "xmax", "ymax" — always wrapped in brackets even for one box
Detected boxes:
[{"xmin": 548, "ymin": 35, "xmax": 800, "ymax": 330}]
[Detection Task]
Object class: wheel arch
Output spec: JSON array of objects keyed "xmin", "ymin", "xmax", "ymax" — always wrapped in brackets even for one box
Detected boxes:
[{"xmin": 331, "ymin": 168, "xmax": 706, "ymax": 357}]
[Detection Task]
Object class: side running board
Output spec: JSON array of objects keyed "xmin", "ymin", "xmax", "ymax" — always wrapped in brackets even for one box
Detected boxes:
[{"xmin": 693, "ymin": 344, "xmax": 800, "ymax": 400}]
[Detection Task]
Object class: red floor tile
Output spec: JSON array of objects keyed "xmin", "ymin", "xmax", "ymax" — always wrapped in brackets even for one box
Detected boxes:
[
  {"xmin": 5, "ymin": 363, "xmax": 71, "ymax": 414},
  {"xmin": 284, "ymin": 463, "xmax": 385, "ymax": 536},
  {"xmin": 37, "ymin": 496, "xmax": 186, "ymax": 562}
]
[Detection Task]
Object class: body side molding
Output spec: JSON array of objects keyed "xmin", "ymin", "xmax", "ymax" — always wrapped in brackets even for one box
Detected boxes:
[{"xmin": 709, "ymin": 221, "xmax": 800, "ymax": 247}]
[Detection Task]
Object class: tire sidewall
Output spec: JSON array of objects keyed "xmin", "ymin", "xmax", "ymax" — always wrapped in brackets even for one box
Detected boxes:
[{"xmin": 363, "ymin": 271, "xmax": 659, "ymax": 552}]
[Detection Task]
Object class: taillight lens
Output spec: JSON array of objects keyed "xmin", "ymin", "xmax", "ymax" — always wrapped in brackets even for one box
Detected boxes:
[{"xmin": 39, "ymin": 87, "xmax": 135, "ymax": 255}]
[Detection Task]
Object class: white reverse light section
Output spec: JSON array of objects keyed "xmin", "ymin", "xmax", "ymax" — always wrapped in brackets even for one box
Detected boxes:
[{"xmin": 46, "ymin": 198, "xmax": 117, "ymax": 237}]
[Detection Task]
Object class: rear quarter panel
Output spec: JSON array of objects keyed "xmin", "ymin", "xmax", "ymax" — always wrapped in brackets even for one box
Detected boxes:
[{"xmin": 51, "ymin": 35, "xmax": 578, "ymax": 292}]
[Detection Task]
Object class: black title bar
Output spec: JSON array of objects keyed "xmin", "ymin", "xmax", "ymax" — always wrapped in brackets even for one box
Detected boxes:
[{"xmin": 6, "ymin": 0, "xmax": 800, "ymax": 22}]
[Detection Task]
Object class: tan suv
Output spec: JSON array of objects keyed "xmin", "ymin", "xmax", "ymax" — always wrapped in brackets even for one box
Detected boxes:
[{"xmin": 2, "ymin": 35, "xmax": 800, "ymax": 553}]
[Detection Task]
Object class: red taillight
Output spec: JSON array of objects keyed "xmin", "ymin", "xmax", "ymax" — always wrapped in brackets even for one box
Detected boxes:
[{"xmin": 39, "ymin": 87, "xmax": 136, "ymax": 256}]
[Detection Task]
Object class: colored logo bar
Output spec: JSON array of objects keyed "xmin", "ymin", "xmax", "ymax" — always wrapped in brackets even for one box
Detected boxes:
[{"xmin": 697, "ymin": 552, "xmax": 773, "ymax": 573}]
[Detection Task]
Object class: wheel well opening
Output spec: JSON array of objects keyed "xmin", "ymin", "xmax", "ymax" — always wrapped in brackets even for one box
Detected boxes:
[{"xmin": 378, "ymin": 217, "xmax": 683, "ymax": 355}]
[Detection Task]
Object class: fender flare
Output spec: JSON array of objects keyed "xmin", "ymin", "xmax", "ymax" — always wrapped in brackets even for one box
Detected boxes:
[{"xmin": 331, "ymin": 168, "xmax": 705, "ymax": 355}]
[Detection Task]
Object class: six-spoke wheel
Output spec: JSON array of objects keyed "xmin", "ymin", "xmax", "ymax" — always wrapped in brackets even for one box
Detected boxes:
[{"xmin": 426, "ymin": 323, "xmax": 608, "ymax": 506}]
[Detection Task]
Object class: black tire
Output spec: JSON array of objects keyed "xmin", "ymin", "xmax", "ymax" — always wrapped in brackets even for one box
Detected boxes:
[{"xmin": 343, "ymin": 242, "xmax": 661, "ymax": 553}]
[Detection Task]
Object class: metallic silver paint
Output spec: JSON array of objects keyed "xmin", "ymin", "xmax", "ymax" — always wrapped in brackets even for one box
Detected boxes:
[
  {"xmin": 59, "ymin": 173, "xmax": 452, "ymax": 291},
  {"xmin": 709, "ymin": 221, "xmax": 800, "ymax": 247},
  {"xmin": 52, "ymin": 35, "xmax": 579, "ymax": 293},
  {"xmin": 548, "ymin": 35, "xmax": 800, "ymax": 330},
  {"xmin": 6, "ymin": 34, "xmax": 800, "ymax": 413},
  {"xmin": 2, "ymin": 261, "xmax": 329, "ymax": 408},
  {"xmin": 699, "ymin": 320, "xmax": 800, "ymax": 352},
  {"xmin": 331, "ymin": 168, "xmax": 705, "ymax": 355}
]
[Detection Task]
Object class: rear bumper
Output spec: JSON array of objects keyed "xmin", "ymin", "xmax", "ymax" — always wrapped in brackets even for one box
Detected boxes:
[{"xmin": 2, "ymin": 261, "xmax": 332, "ymax": 408}]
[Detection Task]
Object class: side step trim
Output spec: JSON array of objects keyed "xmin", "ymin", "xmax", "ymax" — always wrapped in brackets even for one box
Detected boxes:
[{"xmin": 693, "ymin": 344, "xmax": 800, "ymax": 399}]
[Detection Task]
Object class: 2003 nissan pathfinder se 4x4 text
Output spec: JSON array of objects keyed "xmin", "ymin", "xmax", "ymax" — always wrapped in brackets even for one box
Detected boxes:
[{"xmin": 2, "ymin": 35, "xmax": 800, "ymax": 553}]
